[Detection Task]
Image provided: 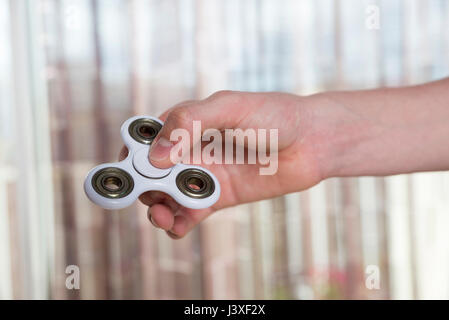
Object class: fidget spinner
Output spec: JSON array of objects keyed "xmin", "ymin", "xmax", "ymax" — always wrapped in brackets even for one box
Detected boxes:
[{"xmin": 84, "ymin": 116, "xmax": 220, "ymax": 210}]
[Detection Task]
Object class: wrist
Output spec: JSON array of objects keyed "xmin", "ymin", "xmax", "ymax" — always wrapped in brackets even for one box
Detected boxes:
[{"xmin": 302, "ymin": 91, "xmax": 380, "ymax": 180}]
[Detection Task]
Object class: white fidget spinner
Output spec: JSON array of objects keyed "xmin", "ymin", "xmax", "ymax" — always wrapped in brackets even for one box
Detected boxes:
[{"xmin": 84, "ymin": 115, "xmax": 220, "ymax": 210}]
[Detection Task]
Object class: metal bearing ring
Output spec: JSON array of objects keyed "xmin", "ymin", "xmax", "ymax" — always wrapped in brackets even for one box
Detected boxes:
[
  {"xmin": 128, "ymin": 118, "xmax": 162, "ymax": 145},
  {"xmin": 91, "ymin": 167, "xmax": 134, "ymax": 199},
  {"xmin": 176, "ymin": 169, "xmax": 215, "ymax": 199}
]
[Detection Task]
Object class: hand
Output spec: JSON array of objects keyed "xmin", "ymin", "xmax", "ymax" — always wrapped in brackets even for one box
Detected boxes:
[
  {"xmin": 119, "ymin": 78, "xmax": 449, "ymax": 239},
  {"xmin": 119, "ymin": 91, "xmax": 330, "ymax": 239}
]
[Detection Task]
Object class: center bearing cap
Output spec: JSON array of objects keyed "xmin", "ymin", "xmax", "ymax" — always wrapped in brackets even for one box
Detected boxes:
[{"xmin": 132, "ymin": 148, "xmax": 172, "ymax": 178}]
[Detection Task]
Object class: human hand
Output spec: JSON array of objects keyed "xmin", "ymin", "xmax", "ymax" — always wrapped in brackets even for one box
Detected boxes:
[
  {"xmin": 120, "ymin": 78, "xmax": 449, "ymax": 239},
  {"xmin": 119, "ymin": 90, "xmax": 331, "ymax": 238}
]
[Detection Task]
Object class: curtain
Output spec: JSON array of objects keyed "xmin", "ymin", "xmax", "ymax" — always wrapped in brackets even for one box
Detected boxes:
[{"xmin": 1, "ymin": 0, "xmax": 449, "ymax": 299}]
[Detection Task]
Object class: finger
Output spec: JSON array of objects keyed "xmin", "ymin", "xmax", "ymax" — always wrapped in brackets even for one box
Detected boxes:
[
  {"xmin": 118, "ymin": 145, "xmax": 129, "ymax": 161},
  {"xmin": 139, "ymin": 191, "xmax": 181, "ymax": 212},
  {"xmin": 167, "ymin": 215, "xmax": 189, "ymax": 239},
  {"xmin": 166, "ymin": 208, "xmax": 214, "ymax": 239},
  {"xmin": 148, "ymin": 204, "xmax": 175, "ymax": 231},
  {"xmin": 158, "ymin": 100, "xmax": 197, "ymax": 122},
  {"xmin": 166, "ymin": 230, "xmax": 182, "ymax": 240},
  {"xmin": 139, "ymin": 191, "xmax": 162, "ymax": 207},
  {"xmin": 149, "ymin": 91, "xmax": 253, "ymax": 168},
  {"xmin": 147, "ymin": 208, "xmax": 158, "ymax": 227},
  {"xmin": 139, "ymin": 190, "xmax": 169, "ymax": 206}
]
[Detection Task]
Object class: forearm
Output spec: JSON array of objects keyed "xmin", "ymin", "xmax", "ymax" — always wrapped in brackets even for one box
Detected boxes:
[{"xmin": 309, "ymin": 78, "xmax": 449, "ymax": 178}]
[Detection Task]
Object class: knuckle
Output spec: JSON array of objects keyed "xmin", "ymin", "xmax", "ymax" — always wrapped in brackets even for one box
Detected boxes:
[
  {"xmin": 209, "ymin": 90, "xmax": 234, "ymax": 101},
  {"xmin": 166, "ymin": 107, "xmax": 193, "ymax": 130},
  {"xmin": 172, "ymin": 99, "xmax": 196, "ymax": 109},
  {"xmin": 208, "ymin": 90, "xmax": 244, "ymax": 107}
]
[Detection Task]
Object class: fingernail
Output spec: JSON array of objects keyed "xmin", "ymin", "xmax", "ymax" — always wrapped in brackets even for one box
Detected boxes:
[
  {"xmin": 148, "ymin": 211, "xmax": 160, "ymax": 228},
  {"xmin": 149, "ymin": 137, "xmax": 173, "ymax": 161},
  {"xmin": 167, "ymin": 230, "xmax": 181, "ymax": 239}
]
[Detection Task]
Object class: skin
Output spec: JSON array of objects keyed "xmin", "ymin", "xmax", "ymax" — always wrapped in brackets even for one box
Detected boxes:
[{"xmin": 119, "ymin": 78, "xmax": 449, "ymax": 239}]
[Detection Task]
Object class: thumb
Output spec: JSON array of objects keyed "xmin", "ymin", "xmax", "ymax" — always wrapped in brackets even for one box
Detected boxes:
[{"xmin": 149, "ymin": 91, "xmax": 247, "ymax": 168}]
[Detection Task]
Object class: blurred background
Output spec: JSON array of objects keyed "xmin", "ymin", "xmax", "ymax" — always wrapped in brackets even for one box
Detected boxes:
[{"xmin": 1, "ymin": 0, "xmax": 449, "ymax": 300}]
